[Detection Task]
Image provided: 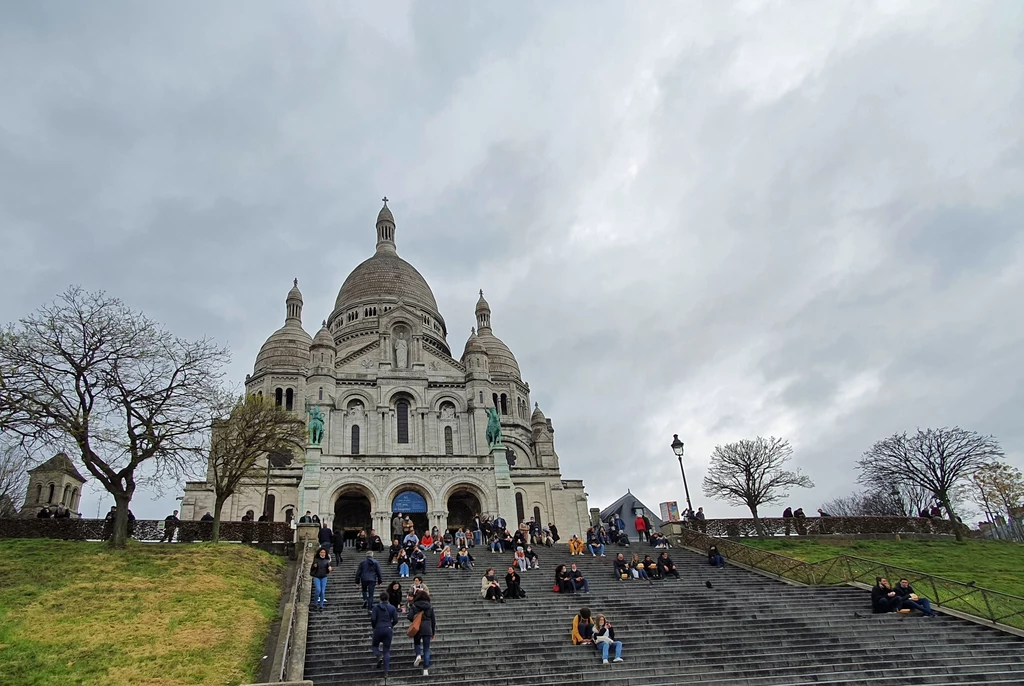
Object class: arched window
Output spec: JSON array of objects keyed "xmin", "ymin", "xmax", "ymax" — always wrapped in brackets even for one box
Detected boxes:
[
  {"xmin": 492, "ymin": 393, "xmax": 498, "ymax": 410},
  {"xmin": 275, "ymin": 388, "xmax": 283, "ymax": 407},
  {"xmin": 62, "ymin": 484, "xmax": 71, "ymax": 505},
  {"xmin": 257, "ymin": 390, "xmax": 263, "ymax": 398},
  {"xmin": 47, "ymin": 483, "xmax": 55, "ymax": 504},
  {"xmin": 396, "ymin": 400, "xmax": 409, "ymax": 444},
  {"xmin": 515, "ymin": 492, "xmax": 525, "ymax": 524},
  {"xmin": 444, "ymin": 426, "xmax": 453, "ymax": 455},
  {"xmin": 318, "ymin": 387, "xmax": 323, "ymax": 401},
  {"xmin": 500, "ymin": 394, "xmax": 508, "ymax": 415},
  {"xmin": 263, "ymin": 494, "xmax": 276, "ymax": 521},
  {"xmin": 351, "ymin": 425, "xmax": 360, "ymax": 455},
  {"xmin": 534, "ymin": 506, "xmax": 542, "ymax": 524},
  {"xmin": 285, "ymin": 388, "xmax": 294, "ymax": 411},
  {"xmin": 71, "ymin": 488, "xmax": 79, "ymax": 510},
  {"xmin": 35, "ymin": 483, "xmax": 42, "ymax": 503},
  {"xmin": 285, "ymin": 509, "xmax": 294, "ymax": 523}
]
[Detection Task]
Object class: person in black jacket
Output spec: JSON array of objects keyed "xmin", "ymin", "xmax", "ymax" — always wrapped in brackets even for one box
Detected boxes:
[
  {"xmin": 368, "ymin": 529, "xmax": 385, "ymax": 552},
  {"xmin": 318, "ymin": 523, "xmax": 334, "ymax": 559},
  {"xmin": 505, "ymin": 566, "xmax": 523, "ymax": 599},
  {"xmin": 161, "ymin": 510, "xmax": 180, "ymax": 543},
  {"xmin": 871, "ymin": 578, "xmax": 904, "ymax": 614},
  {"xmin": 332, "ymin": 528, "xmax": 345, "ymax": 566},
  {"xmin": 407, "ymin": 590, "xmax": 436, "ymax": 676},
  {"xmin": 370, "ymin": 591, "xmax": 399, "ymax": 676},
  {"xmin": 310, "ymin": 548, "xmax": 332, "ymax": 611},
  {"xmin": 894, "ymin": 578, "xmax": 935, "ymax": 616},
  {"xmin": 388, "ymin": 539, "xmax": 402, "ymax": 564},
  {"xmin": 708, "ymin": 546, "xmax": 725, "ymax": 568},
  {"xmin": 657, "ymin": 551, "xmax": 680, "ymax": 579},
  {"xmin": 355, "ymin": 551, "xmax": 384, "ymax": 610},
  {"xmin": 37, "ymin": 506, "xmax": 52, "ymax": 519},
  {"xmin": 613, "ymin": 553, "xmax": 630, "ymax": 580},
  {"xmin": 386, "ymin": 581, "xmax": 403, "ymax": 611},
  {"xmin": 555, "ymin": 564, "xmax": 572, "ymax": 593},
  {"xmin": 200, "ymin": 512, "xmax": 214, "ymax": 521}
]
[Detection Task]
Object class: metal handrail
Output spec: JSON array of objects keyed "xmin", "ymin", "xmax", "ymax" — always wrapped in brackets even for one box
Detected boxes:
[{"xmin": 671, "ymin": 527, "xmax": 1024, "ymax": 631}]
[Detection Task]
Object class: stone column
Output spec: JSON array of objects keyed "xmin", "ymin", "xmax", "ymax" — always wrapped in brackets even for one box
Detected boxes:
[
  {"xmin": 298, "ymin": 446, "xmax": 322, "ymax": 519},
  {"xmin": 492, "ymin": 444, "xmax": 517, "ymax": 527}
]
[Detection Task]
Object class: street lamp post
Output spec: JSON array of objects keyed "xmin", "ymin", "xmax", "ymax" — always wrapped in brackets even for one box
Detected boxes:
[{"xmin": 671, "ymin": 434, "xmax": 694, "ymax": 516}]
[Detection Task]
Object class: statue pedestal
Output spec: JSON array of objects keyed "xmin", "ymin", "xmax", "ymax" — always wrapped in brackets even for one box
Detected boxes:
[
  {"xmin": 491, "ymin": 445, "xmax": 517, "ymax": 526},
  {"xmin": 298, "ymin": 446, "xmax": 322, "ymax": 519}
]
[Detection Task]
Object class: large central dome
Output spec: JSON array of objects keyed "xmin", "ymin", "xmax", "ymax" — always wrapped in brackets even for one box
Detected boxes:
[{"xmin": 334, "ymin": 252, "xmax": 439, "ymax": 313}]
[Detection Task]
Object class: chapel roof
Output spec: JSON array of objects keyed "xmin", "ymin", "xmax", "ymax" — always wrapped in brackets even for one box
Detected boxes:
[{"xmin": 29, "ymin": 452, "xmax": 87, "ymax": 483}]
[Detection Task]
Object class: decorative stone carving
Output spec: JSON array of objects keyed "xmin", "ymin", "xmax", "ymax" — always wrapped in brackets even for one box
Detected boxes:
[{"xmin": 360, "ymin": 358, "xmax": 373, "ymax": 369}]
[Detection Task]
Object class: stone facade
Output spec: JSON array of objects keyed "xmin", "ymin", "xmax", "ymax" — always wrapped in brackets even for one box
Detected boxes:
[
  {"xmin": 20, "ymin": 452, "xmax": 86, "ymax": 518},
  {"xmin": 182, "ymin": 201, "xmax": 589, "ymax": 539}
]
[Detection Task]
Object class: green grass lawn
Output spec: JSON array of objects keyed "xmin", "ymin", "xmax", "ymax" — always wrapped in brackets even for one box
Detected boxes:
[
  {"xmin": 0, "ymin": 539, "xmax": 285, "ymax": 686},
  {"xmin": 741, "ymin": 537, "xmax": 1024, "ymax": 598}
]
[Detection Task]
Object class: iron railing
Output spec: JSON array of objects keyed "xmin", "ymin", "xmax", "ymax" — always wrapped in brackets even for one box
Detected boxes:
[{"xmin": 670, "ymin": 526, "xmax": 1024, "ymax": 631}]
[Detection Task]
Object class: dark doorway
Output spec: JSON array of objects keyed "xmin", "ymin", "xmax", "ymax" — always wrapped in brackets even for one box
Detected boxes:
[
  {"xmin": 447, "ymin": 490, "xmax": 482, "ymax": 533},
  {"xmin": 334, "ymin": 491, "xmax": 372, "ymax": 544}
]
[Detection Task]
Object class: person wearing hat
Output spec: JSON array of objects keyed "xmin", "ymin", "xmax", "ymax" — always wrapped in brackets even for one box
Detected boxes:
[{"xmin": 355, "ymin": 550, "xmax": 383, "ymax": 611}]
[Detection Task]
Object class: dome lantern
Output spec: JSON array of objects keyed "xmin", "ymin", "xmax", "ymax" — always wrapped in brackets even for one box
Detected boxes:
[
  {"xmin": 475, "ymin": 290, "xmax": 491, "ymax": 331},
  {"xmin": 375, "ymin": 196, "xmax": 397, "ymax": 255}
]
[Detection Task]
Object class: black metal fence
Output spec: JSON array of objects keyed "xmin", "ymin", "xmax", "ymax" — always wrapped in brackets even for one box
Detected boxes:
[
  {"xmin": 670, "ymin": 526, "xmax": 1024, "ymax": 632},
  {"xmin": 0, "ymin": 517, "xmax": 294, "ymax": 543}
]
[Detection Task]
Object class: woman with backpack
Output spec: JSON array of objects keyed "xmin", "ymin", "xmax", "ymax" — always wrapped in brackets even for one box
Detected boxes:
[
  {"xmin": 310, "ymin": 547, "xmax": 332, "ymax": 611},
  {"xmin": 407, "ymin": 590, "xmax": 436, "ymax": 676}
]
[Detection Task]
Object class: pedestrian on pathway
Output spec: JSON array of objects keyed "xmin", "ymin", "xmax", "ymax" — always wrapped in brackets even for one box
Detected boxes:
[
  {"xmin": 370, "ymin": 591, "xmax": 398, "ymax": 676},
  {"xmin": 310, "ymin": 547, "xmax": 332, "ymax": 611},
  {"xmin": 160, "ymin": 509, "xmax": 179, "ymax": 543},
  {"xmin": 318, "ymin": 522, "xmax": 334, "ymax": 559},
  {"xmin": 355, "ymin": 551, "xmax": 383, "ymax": 611},
  {"xmin": 407, "ymin": 590, "xmax": 436, "ymax": 676}
]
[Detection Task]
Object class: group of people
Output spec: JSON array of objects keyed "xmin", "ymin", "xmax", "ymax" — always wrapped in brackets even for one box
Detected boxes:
[
  {"xmin": 871, "ymin": 577, "xmax": 937, "ymax": 617},
  {"xmin": 571, "ymin": 607, "xmax": 625, "ymax": 664},
  {"xmin": 368, "ymin": 578, "xmax": 437, "ymax": 677},
  {"xmin": 567, "ymin": 526, "xmax": 670, "ymax": 557},
  {"xmin": 35, "ymin": 504, "xmax": 73, "ymax": 519}
]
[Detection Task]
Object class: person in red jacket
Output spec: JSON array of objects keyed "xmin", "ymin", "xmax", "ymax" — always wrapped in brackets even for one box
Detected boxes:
[{"xmin": 634, "ymin": 514, "xmax": 648, "ymax": 543}]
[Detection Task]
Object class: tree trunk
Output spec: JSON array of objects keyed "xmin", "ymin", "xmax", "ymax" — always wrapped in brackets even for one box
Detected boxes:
[
  {"xmin": 939, "ymin": 494, "xmax": 964, "ymax": 543},
  {"xmin": 109, "ymin": 492, "xmax": 133, "ymax": 549},
  {"xmin": 212, "ymin": 496, "xmax": 227, "ymax": 544},
  {"xmin": 748, "ymin": 504, "xmax": 765, "ymax": 537}
]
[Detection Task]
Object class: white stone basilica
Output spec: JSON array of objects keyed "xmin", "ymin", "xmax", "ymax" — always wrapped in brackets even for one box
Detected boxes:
[{"xmin": 181, "ymin": 201, "xmax": 590, "ymax": 539}]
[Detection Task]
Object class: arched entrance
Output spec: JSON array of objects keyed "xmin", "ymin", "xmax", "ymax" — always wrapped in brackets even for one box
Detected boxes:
[
  {"xmin": 334, "ymin": 490, "xmax": 372, "ymax": 544},
  {"xmin": 447, "ymin": 488, "xmax": 482, "ymax": 533},
  {"xmin": 392, "ymin": 489, "xmax": 429, "ymax": 535}
]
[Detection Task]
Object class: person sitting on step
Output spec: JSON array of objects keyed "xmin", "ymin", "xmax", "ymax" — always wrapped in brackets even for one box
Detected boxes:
[
  {"xmin": 438, "ymin": 545, "xmax": 455, "ymax": 568},
  {"xmin": 410, "ymin": 547, "xmax": 427, "ymax": 574},
  {"xmin": 597, "ymin": 526, "xmax": 611, "ymax": 545},
  {"xmin": 537, "ymin": 527, "xmax": 555, "ymax": 547},
  {"xmin": 489, "ymin": 532, "xmax": 504, "ymax": 553},
  {"xmin": 613, "ymin": 553, "xmax": 630, "ymax": 580},
  {"xmin": 456, "ymin": 546, "xmax": 475, "ymax": 570},
  {"xmin": 396, "ymin": 549, "xmax": 410, "ymax": 577},
  {"xmin": 513, "ymin": 546, "xmax": 528, "ymax": 572},
  {"xmin": 568, "ymin": 535, "xmax": 585, "ymax": 556},
  {"xmin": 420, "ymin": 532, "xmax": 434, "ymax": 552},
  {"xmin": 651, "ymin": 532, "xmax": 670, "ymax": 549},
  {"xmin": 657, "ymin": 551, "xmax": 680, "ymax": 579},
  {"xmin": 454, "ymin": 528, "xmax": 467, "ymax": 549},
  {"xmin": 894, "ymin": 578, "xmax": 936, "ymax": 616},
  {"xmin": 402, "ymin": 531, "xmax": 420, "ymax": 553},
  {"xmin": 872, "ymin": 578, "xmax": 906, "ymax": 614},
  {"xmin": 593, "ymin": 614, "xmax": 624, "ymax": 664},
  {"xmin": 355, "ymin": 529, "xmax": 369, "ymax": 551},
  {"xmin": 586, "ymin": 528, "xmax": 606, "ymax": 557},
  {"xmin": 407, "ymin": 576, "xmax": 430, "ymax": 603},
  {"xmin": 480, "ymin": 568, "xmax": 505, "ymax": 603},
  {"xmin": 388, "ymin": 539, "xmax": 402, "ymax": 564},
  {"xmin": 505, "ymin": 565, "xmax": 525, "ymax": 599},
  {"xmin": 569, "ymin": 562, "xmax": 590, "ymax": 593},
  {"xmin": 643, "ymin": 554, "xmax": 660, "ymax": 579},
  {"xmin": 524, "ymin": 544, "xmax": 539, "ymax": 569},
  {"xmin": 630, "ymin": 553, "xmax": 651, "ymax": 581},
  {"xmin": 570, "ymin": 607, "xmax": 595, "ymax": 645},
  {"xmin": 708, "ymin": 545, "xmax": 725, "ymax": 568},
  {"xmin": 555, "ymin": 564, "xmax": 573, "ymax": 593},
  {"xmin": 386, "ymin": 580, "xmax": 404, "ymax": 612}
]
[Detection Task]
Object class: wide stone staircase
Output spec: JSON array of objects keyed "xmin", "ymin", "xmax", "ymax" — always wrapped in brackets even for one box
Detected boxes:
[{"xmin": 303, "ymin": 543, "xmax": 1024, "ymax": 685}]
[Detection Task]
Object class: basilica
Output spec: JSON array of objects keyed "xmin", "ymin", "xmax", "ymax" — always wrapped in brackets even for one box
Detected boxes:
[{"xmin": 181, "ymin": 201, "xmax": 590, "ymax": 540}]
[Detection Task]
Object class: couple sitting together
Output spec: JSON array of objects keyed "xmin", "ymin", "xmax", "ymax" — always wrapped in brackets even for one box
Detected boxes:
[{"xmin": 570, "ymin": 607, "xmax": 624, "ymax": 664}]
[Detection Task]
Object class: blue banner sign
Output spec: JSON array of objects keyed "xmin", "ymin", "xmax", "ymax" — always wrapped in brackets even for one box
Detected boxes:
[{"xmin": 392, "ymin": 490, "xmax": 427, "ymax": 513}]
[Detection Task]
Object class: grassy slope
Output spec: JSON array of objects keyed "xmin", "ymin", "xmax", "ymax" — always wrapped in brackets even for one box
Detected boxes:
[
  {"xmin": 0, "ymin": 540, "xmax": 285, "ymax": 686},
  {"xmin": 741, "ymin": 538, "xmax": 1024, "ymax": 597}
]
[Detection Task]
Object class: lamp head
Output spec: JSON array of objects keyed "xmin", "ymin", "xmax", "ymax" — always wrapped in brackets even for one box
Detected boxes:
[{"xmin": 671, "ymin": 434, "xmax": 684, "ymax": 457}]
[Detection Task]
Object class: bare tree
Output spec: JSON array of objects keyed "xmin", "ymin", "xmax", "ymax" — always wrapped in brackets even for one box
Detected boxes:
[
  {"xmin": 823, "ymin": 480, "xmax": 933, "ymax": 518},
  {"xmin": 702, "ymin": 436, "xmax": 814, "ymax": 535},
  {"xmin": 0, "ymin": 437, "xmax": 31, "ymax": 517},
  {"xmin": 0, "ymin": 287, "xmax": 228, "ymax": 548},
  {"xmin": 857, "ymin": 427, "xmax": 1002, "ymax": 542},
  {"xmin": 972, "ymin": 462, "xmax": 1024, "ymax": 521},
  {"xmin": 206, "ymin": 394, "xmax": 305, "ymax": 542}
]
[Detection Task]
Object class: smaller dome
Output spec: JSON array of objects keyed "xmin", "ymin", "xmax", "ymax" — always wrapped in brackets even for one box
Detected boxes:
[
  {"xmin": 377, "ymin": 203, "xmax": 394, "ymax": 224},
  {"xmin": 462, "ymin": 327, "xmax": 487, "ymax": 357},
  {"xmin": 287, "ymin": 278, "xmax": 302, "ymax": 302},
  {"xmin": 312, "ymin": 320, "xmax": 334, "ymax": 349},
  {"xmin": 254, "ymin": 324, "xmax": 312, "ymax": 372},
  {"xmin": 476, "ymin": 330, "xmax": 520, "ymax": 378},
  {"xmin": 475, "ymin": 289, "xmax": 489, "ymax": 314},
  {"xmin": 531, "ymin": 402, "xmax": 546, "ymax": 425}
]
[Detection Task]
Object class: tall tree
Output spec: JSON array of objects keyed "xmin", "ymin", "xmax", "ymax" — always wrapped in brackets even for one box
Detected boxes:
[
  {"xmin": 972, "ymin": 462, "xmax": 1024, "ymax": 521},
  {"xmin": 206, "ymin": 394, "xmax": 305, "ymax": 542},
  {"xmin": 702, "ymin": 436, "xmax": 814, "ymax": 535},
  {"xmin": 0, "ymin": 287, "xmax": 228, "ymax": 548},
  {"xmin": 857, "ymin": 427, "xmax": 1002, "ymax": 542},
  {"xmin": 0, "ymin": 437, "xmax": 30, "ymax": 517},
  {"xmin": 823, "ymin": 480, "xmax": 934, "ymax": 518}
]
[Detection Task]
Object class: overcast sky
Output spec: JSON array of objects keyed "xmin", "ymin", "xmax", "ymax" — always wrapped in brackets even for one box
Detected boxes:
[{"xmin": 2, "ymin": 2, "xmax": 1022, "ymax": 522}]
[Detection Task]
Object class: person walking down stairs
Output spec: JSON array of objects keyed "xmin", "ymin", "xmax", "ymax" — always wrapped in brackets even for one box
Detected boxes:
[
  {"xmin": 370, "ymin": 591, "xmax": 398, "ymax": 677},
  {"xmin": 310, "ymin": 547, "xmax": 332, "ymax": 611},
  {"xmin": 594, "ymin": 614, "xmax": 624, "ymax": 664},
  {"xmin": 407, "ymin": 590, "xmax": 436, "ymax": 676}
]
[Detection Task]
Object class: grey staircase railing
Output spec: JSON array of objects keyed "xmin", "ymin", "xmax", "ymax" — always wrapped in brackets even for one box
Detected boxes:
[{"xmin": 666, "ymin": 524, "xmax": 1024, "ymax": 631}]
